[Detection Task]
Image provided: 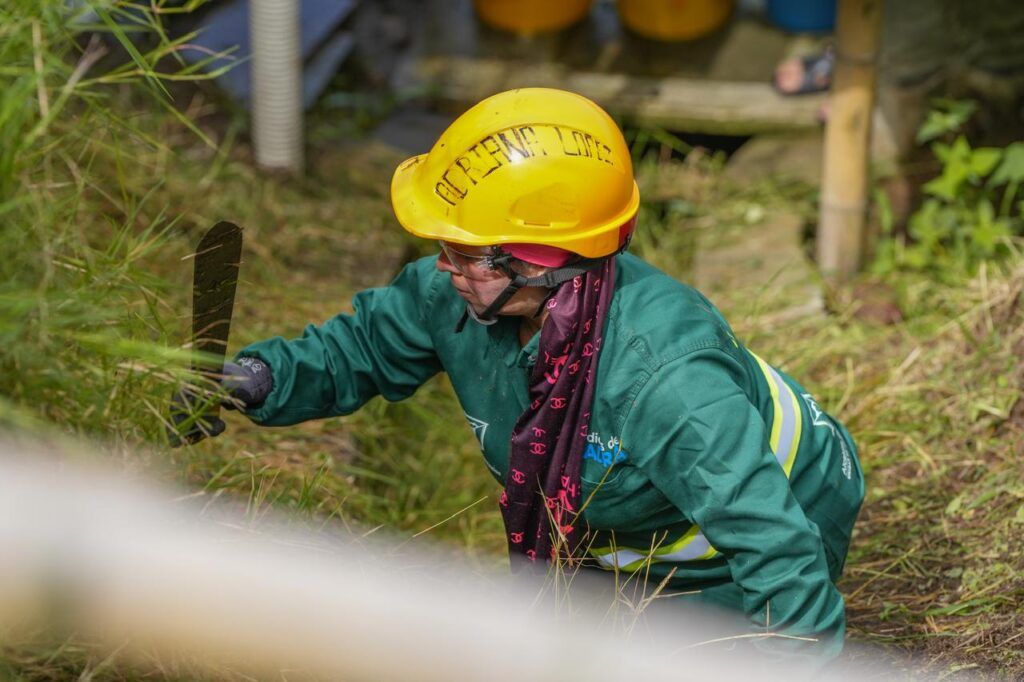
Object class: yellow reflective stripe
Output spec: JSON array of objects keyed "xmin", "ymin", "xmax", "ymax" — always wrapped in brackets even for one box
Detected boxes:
[
  {"xmin": 751, "ymin": 352, "xmax": 803, "ymax": 477},
  {"xmin": 782, "ymin": 374, "xmax": 803, "ymax": 476},
  {"xmin": 591, "ymin": 529, "xmax": 719, "ymax": 571},
  {"xmin": 652, "ymin": 524, "xmax": 717, "ymax": 562},
  {"xmin": 754, "ymin": 353, "xmax": 784, "ymax": 459},
  {"xmin": 591, "ymin": 525, "xmax": 719, "ymax": 571}
]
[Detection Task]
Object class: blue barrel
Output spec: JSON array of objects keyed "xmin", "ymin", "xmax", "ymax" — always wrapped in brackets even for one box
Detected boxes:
[{"xmin": 766, "ymin": 0, "xmax": 836, "ymax": 33}]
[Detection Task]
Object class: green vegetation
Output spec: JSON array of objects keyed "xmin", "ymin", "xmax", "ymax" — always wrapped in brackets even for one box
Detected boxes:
[
  {"xmin": 2, "ymin": 2, "xmax": 1022, "ymax": 679},
  {"xmin": 0, "ymin": 0, "xmax": 224, "ymax": 441},
  {"xmin": 874, "ymin": 99, "xmax": 1024, "ymax": 278}
]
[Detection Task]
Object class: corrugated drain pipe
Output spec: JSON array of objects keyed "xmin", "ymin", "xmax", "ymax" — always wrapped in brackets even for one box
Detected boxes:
[{"xmin": 250, "ymin": 0, "xmax": 303, "ymax": 172}]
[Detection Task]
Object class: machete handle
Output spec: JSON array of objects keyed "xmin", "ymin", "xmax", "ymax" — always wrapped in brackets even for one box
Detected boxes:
[
  {"xmin": 170, "ymin": 221, "xmax": 244, "ymax": 448},
  {"xmin": 167, "ymin": 384, "xmax": 227, "ymax": 448}
]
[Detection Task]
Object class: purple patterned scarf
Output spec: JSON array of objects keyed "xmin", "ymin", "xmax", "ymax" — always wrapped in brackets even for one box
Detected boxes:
[{"xmin": 499, "ymin": 258, "xmax": 616, "ymax": 568}]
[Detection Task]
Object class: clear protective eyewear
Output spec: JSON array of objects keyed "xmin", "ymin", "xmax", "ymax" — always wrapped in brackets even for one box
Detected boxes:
[{"xmin": 438, "ymin": 241, "xmax": 502, "ymax": 280}]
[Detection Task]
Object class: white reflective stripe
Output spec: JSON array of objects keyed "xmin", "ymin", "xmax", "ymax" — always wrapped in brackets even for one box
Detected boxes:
[
  {"xmin": 588, "ymin": 352, "xmax": 805, "ymax": 572},
  {"xmin": 592, "ymin": 526, "xmax": 717, "ymax": 571},
  {"xmin": 655, "ymin": 532, "xmax": 713, "ymax": 563},
  {"xmin": 594, "ymin": 549, "xmax": 646, "ymax": 569},
  {"xmin": 751, "ymin": 353, "xmax": 803, "ymax": 477}
]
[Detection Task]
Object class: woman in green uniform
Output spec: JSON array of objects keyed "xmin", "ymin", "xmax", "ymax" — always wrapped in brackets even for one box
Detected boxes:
[{"xmin": 203, "ymin": 88, "xmax": 864, "ymax": 659}]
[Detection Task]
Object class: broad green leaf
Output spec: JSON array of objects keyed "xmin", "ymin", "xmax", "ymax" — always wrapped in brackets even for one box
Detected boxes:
[
  {"xmin": 918, "ymin": 115, "xmax": 952, "ymax": 144},
  {"xmin": 924, "ymin": 137, "xmax": 972, "ymax": 200},
  {"xmin": 989, "ymin": 142, "xmax": 1024, "ymax": 186},
  {"xmin": 971, "ymin": 219, "xmax": 1010, "ymax": 254},
  {"xmin": 916, "ymin": 99, "xmax": 977, "ymax": 143},
  {"xmin": 969, "ymin": 148, "xmax": 1002, "ymax": 178},
  {"xmin": 924, "ymin": 171, "xmax": 963, "ymax": 201},
  {"xmin": 932, "ymin": 141, "xmax": 952, "ymax": 163},
  {"xmin": 949, "ymin": 135, "xmax": 972, "ymax": 159}
]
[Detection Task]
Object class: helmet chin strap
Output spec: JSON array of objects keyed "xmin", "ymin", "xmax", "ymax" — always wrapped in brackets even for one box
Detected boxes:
[
  {"xmin": 462, "ymin": 303, "xmax": 499, "ymax": 328},
  {"xmin": 454, "ymin": 242, "xmax": 629, "ymax": 333}
]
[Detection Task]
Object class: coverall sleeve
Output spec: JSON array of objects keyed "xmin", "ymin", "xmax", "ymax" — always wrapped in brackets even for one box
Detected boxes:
[
  {"xmin": 236, "ymin": 259, "xmax": 443, "ymax": 426},
  {"xmin": 631, "ymin": 345, "xmax": 845, "ymax": 657}
]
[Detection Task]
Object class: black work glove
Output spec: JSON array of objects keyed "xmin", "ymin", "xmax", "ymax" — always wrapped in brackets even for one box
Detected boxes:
[{"xmin": 168, "ymin": 357, "xmax": 273, "ymax": 447}]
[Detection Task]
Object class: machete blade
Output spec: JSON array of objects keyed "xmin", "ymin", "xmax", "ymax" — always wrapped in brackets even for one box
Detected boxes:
[
  {"xmin": 191, "ymin": 220, "xmax": 243, "ymax": 370},
  {"xmin": 169, "ymin": 221, "xmax": 244, "ymax": 447}
]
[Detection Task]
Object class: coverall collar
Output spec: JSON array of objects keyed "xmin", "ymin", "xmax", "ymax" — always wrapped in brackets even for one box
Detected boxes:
[{"xmin": 486, "ymin": 317, "xmax": 541, "ymax": 370}]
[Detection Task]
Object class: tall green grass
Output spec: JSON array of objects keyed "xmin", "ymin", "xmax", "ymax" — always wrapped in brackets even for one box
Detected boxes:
[{"xmin": 0, "ymin": 1, "xmax": 216, "ymax": 442}]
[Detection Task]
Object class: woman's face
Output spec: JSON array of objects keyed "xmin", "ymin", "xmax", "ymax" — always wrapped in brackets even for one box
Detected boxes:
[{"xmin": 435, "ymin": 242, "xmax": 548, "ymax": 318}]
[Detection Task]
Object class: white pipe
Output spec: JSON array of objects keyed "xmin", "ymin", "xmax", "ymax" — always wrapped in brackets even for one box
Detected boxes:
[{"xmin": 250, "ymin": 0, "xmax": 303, "ymax": 171}]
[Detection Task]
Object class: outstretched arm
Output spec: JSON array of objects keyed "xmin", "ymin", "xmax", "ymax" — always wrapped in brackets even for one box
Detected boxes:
[{"xmin": 236, "ymin": 258, "xmax": 443, "ymax": 426}]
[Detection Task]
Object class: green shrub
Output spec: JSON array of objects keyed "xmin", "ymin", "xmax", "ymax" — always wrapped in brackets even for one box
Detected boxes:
[{"xmin": 873, "ymin": 99, "xmax": 1024, "ymax": 278}]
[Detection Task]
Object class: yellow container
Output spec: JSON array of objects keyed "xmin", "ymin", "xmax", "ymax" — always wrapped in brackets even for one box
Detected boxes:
[
  {"xmin": 473, "ymin": 0, "xmax": 593, "ymax": 35},
  {"xmin": 616, "ymin": 0, "xmax": 734, "ymax": 41}
]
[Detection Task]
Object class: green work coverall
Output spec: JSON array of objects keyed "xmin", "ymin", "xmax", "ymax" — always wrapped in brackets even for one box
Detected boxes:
[{"xmin": 237, "ymin": 253, "xmax": 864, "ymax": 657}]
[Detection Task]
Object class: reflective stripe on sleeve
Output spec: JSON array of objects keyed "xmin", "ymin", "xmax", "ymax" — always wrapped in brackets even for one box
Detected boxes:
[
  {"xmin": 751, "ymin": 352, "xmax": 803, "ymax": 477},
  {"xmin": 591, "ymin": 524, "xmax": 717, "ymax": 571}
]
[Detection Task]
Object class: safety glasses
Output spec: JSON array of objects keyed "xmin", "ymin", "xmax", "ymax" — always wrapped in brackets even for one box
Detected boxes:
[{"xmin": 438, "ymin": 241, "xmax": 502, "ymax": 280}]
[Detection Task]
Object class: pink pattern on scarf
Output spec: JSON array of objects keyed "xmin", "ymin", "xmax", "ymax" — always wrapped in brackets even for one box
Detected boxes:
[{"xmin": 500, "ymin": 258, "xmax": 616, "ymax": 567}]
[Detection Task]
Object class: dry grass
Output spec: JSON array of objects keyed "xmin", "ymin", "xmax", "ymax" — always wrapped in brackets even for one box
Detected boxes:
[{"xmin": 725, "ymin": 250, "xmax": 1024, "ymax": 677}]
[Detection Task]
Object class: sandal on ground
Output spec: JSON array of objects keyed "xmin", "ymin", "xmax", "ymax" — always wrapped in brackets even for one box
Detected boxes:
[{"xmin": 773, "ymin": 47, "xmax": 835, "ymax": 96}]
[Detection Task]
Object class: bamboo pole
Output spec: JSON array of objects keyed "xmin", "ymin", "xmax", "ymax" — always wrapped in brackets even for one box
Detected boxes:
[{"xmin": 817, "ymin": 0, "xmax": 884, "ymax": 280}]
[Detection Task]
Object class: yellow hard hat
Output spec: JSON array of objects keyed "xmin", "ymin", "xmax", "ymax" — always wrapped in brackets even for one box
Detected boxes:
[{"xmin": 391, "ymin": 88, "xmax": 640, "ymax": 259}]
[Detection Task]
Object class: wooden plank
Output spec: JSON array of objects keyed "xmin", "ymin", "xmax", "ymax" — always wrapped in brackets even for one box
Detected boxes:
[
  {"xmin": 395, "ymin": 55, "xmax": 827, "ymax": 136},
  {"xmin": 724, "ymin": 134, "xmax": 823, "ymax": 187}
]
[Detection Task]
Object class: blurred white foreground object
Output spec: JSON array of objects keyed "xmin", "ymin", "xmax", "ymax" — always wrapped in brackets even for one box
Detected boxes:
[{"xmin": 0, "ymin": 439, "xmax": 880, "ymax": 680}]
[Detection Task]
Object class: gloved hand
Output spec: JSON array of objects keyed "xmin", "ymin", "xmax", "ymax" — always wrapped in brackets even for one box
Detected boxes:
[
  {"xmin": 221, "ymin": 356, "xmax": 274, "ymax": 411},
  {"xmin": 168, "ymin": 357, "xmax": 273, "ymax": 447},
  {"xmin": 168, "ymin": 384, "xmax": 226, "ymax": 448}
]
